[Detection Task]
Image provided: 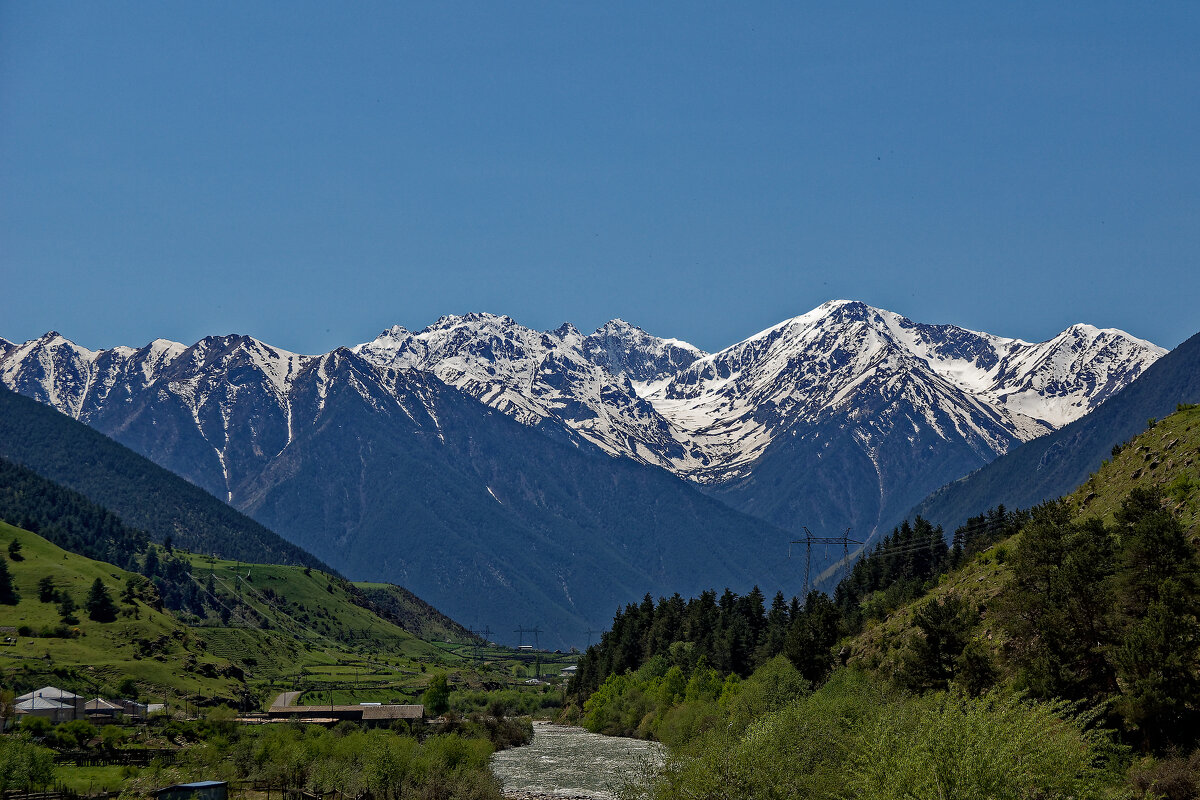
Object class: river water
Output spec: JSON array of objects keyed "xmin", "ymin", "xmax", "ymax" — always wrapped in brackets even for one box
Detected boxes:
[{"xmin": 490, "ymin": 722, "xmax": 665, "ymax": 799}]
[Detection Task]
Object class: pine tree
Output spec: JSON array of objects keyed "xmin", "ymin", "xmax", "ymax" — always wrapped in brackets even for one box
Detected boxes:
[
  {"xmin": 1110, "ymin": 487, "xmax": 1200, "ymax": 747},
  {"xmin": 58, "ymin": 591, "xmax": 78, "ymax": 624},
  {"xmin": 85, "ymin": 578, "xmax": 118, "ymax": 623},
  {"xmin": 899, "ymin": 595, "xmax": 976, "ymax": 692},
  {"xmin": 0, "ymin": 557, "xmax": 18, "ymax": 604},
  {"xmin": 37, "ymin": 576, "xmax": 56, "ymax": 603},
  {"xmin": 995, "ymin": 501, "xmax": 1116, "ymax": 701}
]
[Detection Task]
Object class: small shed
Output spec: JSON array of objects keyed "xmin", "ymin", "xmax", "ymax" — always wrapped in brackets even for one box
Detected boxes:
[{"xmin": 152, "ymin": 781, "xmax": 228, "ymax": 800}]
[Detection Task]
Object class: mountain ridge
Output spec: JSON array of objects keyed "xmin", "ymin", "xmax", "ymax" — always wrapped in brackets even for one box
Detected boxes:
[{"xmin": 0, "ymin": 303, "xmax": 1165, "ymax": 642}]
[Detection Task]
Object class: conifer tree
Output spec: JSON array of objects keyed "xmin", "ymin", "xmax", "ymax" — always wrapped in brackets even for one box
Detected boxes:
[
  {"xmin": 58, "ymin": 591, "xmax": 78, "ymax": 624},
  {"xmin": 37, "ymin": 576, "xmax": 56, "ymax": 603},
  {"xmin": 0, "ymin": 557, "xmax": 18, "ymax": 605},
  {"xmin": 1110, "ymin": 487, "xmax": 1200, "ymax": 747},
  {"xmin": 899, "ymin": 594, "xmax": 976, "ymax": 692},
  {"xmin": 85, "ymin": 578, "xmax": 118, "ymax": 623}
]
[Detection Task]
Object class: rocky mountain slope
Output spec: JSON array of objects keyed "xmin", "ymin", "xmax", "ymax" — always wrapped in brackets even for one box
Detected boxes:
[
  {"xmin": 903, "ymin": 329, "xmax": 1200, "ymax": 535},
  {"xmin": 0, "ymin": 302, "xmax": 1163, "ymax": 640},
  {"xmin": 0, "ymin": 339, "xmax": 787, "ymax": 647}
]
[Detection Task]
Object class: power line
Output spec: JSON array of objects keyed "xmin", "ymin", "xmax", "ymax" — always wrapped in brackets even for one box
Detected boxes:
[{"xmin": 790, "ymin": 527, "xmax": 863, "ymax": 594}]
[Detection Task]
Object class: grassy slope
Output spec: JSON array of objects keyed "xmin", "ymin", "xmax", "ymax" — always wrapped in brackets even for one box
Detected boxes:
[
  {"xmin": 846, "ymin": 404, "xmax": 1200, "ymax": 677},
  {"xmin": 353, "ymin": 582, "xmax": 478, "ymax": 643},
  {"xmin": 0, "ymin": 520, "xmax": 241, "ymax": 700},
  {"xmin": 181, "ymin": 555, "xmax": 448, "ymax": 669}
]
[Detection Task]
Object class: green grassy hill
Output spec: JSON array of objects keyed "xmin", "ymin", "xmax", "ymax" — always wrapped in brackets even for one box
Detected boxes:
[
  {"xmin": 0, "ymin": 520, "xmax": 244, "ymax": 703},
  {"xmin": 353, "ymin": 582, "xmax": 478, "ymax": 643},
  {"xmin": 0, "ymin": 520, "xmax": 570, "ymax": 711},
  {"xmin": 846, "ymin": 403, "xmax": 1200, "ymax": 678}
]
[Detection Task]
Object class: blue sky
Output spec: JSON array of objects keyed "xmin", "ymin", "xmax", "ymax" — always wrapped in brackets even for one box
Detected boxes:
[{"xmin": 2, "ymin": 3, "xmax": 1197, "ymax": 354}]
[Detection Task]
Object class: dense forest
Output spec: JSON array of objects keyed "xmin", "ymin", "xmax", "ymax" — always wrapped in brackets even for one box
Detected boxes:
[{"xmin": 0, "ymin": 455, "xmax": 283, "ymax": 627}]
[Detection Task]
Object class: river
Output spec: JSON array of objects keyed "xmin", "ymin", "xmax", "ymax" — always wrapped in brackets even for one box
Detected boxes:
[{"xmin": 490, "ymin": 722, "xmax": 665, "ymax": 800}]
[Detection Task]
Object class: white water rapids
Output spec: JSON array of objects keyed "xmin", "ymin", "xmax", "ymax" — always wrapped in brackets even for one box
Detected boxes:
[{"xmin": 490, "ymin": 723, "xmax": 665, "ymax": 799}]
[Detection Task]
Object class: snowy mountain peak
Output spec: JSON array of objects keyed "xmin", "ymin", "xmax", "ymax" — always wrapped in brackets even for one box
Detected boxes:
[
  {"xmin": 553, "ymin": 321, "xmax": 582, "ymax": 339},
  {"xmin": 1, "ymin": 303, "xmax": 1166, "ymax": 500}
]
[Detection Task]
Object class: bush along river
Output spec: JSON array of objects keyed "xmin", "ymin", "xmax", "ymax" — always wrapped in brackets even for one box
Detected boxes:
[{"xmin": 490, "ymin": 722, "xmax": 665, "ymax": 799}]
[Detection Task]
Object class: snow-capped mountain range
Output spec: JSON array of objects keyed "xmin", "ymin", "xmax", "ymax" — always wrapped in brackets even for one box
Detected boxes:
[
  {"xmin": 0, "ymin": 301, "xmax": 1165, "ymax": 641},
  {"xmin": 1, "ymin": 300, "xmax": 1163, "ymax": 497},
  {"xmin": 352, "ymin": 300, "xmax": 1162, "ymax": 482}
]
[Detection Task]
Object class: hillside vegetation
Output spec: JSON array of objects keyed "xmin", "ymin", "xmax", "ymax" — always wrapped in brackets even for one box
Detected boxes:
[
  {"xmin": 0, "ymin": 520, "xmax": 245, "ymax": 701},
  {"xmin": 2, "ymin": 520, "xmax": 572, "ymax": 713},
  {"xmin": 0, "ymin": 386, "xmax": 326, "ymax": 569},
  {"xmin": 848, "ymin": 402, "xmax": 1200, "ymax": 680},
  {"xmin": 571, "ymin": 404, "xmax": 1200, "ymax": 798}
]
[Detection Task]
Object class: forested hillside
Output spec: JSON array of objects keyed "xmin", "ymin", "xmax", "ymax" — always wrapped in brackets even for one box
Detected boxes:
[{"xmin": 0, "ymin": 386, "xmax": 327, "ymax": 569}]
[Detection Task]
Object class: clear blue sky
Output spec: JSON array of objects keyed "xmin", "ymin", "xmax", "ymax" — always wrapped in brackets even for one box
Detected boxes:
[{"xmin": 2, "ymin": 2, "xmax": 1197, "ymax": 354}]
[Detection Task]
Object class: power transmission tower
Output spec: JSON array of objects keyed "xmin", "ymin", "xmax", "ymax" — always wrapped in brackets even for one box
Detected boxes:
[
  {"xmin": 467, "ymin": 627, "xmax": 492, "ymax": 663},
  {"xmin": 790, "ymin": 527, "xmax": 863, "ymax": 594},
  {"xmin": 514, "ymin": 626, "xmax": 541, "ymax": 649},
  {"xmin": 585, "ymin": 628, "xmax": 601, "ymax": 648}
]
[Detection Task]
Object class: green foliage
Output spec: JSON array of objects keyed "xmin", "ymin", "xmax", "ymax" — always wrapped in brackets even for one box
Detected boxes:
[
  {"xmin": 898, "ymin": 594, "xmax": 977, "ymax": 692},
  {"xmin": 118, "ymin": 722, "xmax": 503, "ymax": 800},
  {"xmin": 7, "ymin": 538, "xmax": 22, "ymax": 560},
  {"xmin": 851, "ymin": 691, "xmax": 1119, "ymax": 800},
  {"xmin": 720, "ymin": 655, "xmax": 809, "ymax": 732},
  {"xmin": 650, "ymin": 671, "xmax": 1120, "ymax": 800},
  {"xmin": 0, "ymin": 555, "xmax": 17, "ymax": 604},
  {"xmin": 996, "ymin": 489, "xmax": 1200, "ymax": 749},
  {"xmin": 997, "ymin": 501, "xmax": 1116, "ymax": 701},
  {"xmin": 17, "ymin": 716, "xmax": 53, "ymax": 737},
  {"xmin": 422, "ymin": 672, "xmax": 451, "ymax": 716},
  {"xmin": 57, "ymin": 590, "xmax": 79, "ymax": 624},
  {"xmin": 36, "ymin": 575, "xmax": 57, "ymax": 603},
  {"xmin": 0, "ymin": 737, "xmax": 56, "ymax": 792},
  {"xmin": 52, "ymin": 720, "xmax": 99, "ymax": 749}
]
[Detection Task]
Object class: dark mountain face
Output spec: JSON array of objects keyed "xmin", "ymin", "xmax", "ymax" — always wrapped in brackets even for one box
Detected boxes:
[
  {"xmin": 0, "ymin": 305, "xmax": 1166, "ymax": 641},
  {"xmin": 0, "ymin": 385, "xmax": 329, "ymax": 571},
  {"xmin": 0, "ymin": 339, "xmax": 787, "ymax": 648},
  {"xmin": 902, "ymin": 330, "xmax": 1200, "ymax": 536}
]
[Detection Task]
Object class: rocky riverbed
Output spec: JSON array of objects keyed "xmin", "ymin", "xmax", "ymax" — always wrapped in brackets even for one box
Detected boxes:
[{"xmin": 491, "ymin": 722, "xmax": 664, "ymax": 800}]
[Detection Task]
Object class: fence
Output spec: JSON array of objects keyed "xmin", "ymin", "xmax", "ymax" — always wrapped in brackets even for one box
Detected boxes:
[{"xmin": 53, "ymin": 750, "xmax": 177, "ymax": 767}]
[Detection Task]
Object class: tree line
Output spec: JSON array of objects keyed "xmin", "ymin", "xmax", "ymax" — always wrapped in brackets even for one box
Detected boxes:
[{"xmin": 569, "ymin": 509, "xmax": 1022, "ymax": 706}]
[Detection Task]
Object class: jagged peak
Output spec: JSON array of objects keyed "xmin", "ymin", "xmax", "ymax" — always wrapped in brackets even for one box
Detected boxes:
[
  {"xmin": 424, "ymin": 311, "xmax": 518, "ymax": 331},
  {"xmin": 26, "ymin": 330, "xmax": 98, "ymax": 359},
  {"xmin": 593, "ymin": 318, "xmax": 642, "ymax": 335},
  {"xmin": 553, "ymin": 321, "xmax": 581, "ymax": 338}
]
